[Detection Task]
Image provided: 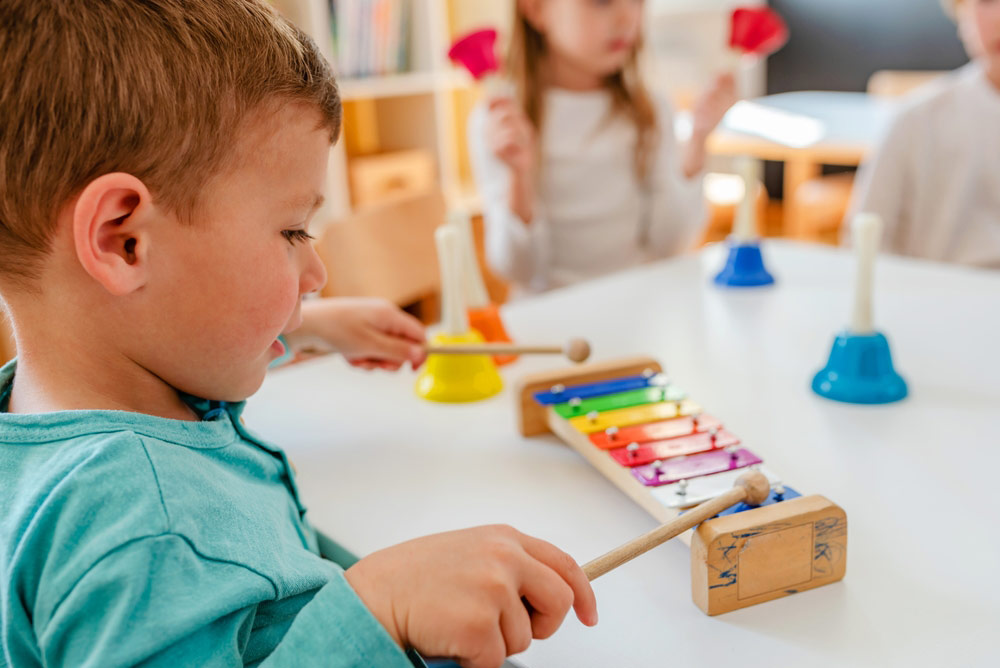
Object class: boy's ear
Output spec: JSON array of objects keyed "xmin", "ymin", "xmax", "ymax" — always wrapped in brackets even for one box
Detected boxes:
[
  {"xmin": 71, "ymin": 172, "xmax": 154, "ymax": 296},
  {"xmin": 519, "ymin": 0, "xmax": 545, "ymax": 31}
]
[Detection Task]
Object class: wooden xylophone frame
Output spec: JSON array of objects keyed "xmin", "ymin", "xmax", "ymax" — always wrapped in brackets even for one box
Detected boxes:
[{"xmin": 516, "ymin": 356, "xmax": 847, "ymax": 615}]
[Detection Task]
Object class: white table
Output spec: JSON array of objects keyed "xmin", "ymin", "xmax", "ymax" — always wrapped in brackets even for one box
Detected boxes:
[{"xmin": 249, "ymin": 242, "xmax": 1000, "ymax": 668}]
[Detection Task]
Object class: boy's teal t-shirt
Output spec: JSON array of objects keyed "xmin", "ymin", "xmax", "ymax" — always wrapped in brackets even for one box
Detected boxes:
[{"xmin": 0, "ymin": 360, "xmax": 414, "ymax": 668}]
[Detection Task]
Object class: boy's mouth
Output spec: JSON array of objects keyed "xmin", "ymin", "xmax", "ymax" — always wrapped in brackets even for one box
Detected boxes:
[{"xmin": 270, "ymin": 338, "xmax": 287, "ymax": 356}]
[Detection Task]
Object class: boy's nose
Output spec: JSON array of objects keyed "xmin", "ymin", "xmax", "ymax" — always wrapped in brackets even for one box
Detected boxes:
[{"xmin": 300, "ymin": 243, "xmax": 328, "ymax": 295}]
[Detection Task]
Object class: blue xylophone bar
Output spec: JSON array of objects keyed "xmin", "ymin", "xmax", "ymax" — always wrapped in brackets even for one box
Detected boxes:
[
  {"xmin": 533, "ymin": 372, "xmax": 665, "ymax": 405},
  {"xmin": 714, "ymin": 485, "xmax": 802, "ymax": 518}
]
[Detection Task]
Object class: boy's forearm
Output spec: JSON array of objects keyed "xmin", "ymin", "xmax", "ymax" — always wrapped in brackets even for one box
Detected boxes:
[{"xmin": 261, "ymin": 574, "xmax": 414, "ymax": 667}]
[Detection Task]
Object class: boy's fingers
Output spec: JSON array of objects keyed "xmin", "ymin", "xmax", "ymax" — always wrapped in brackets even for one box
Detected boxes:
[
  {"xmin": 463, "ymin": 628, "xmax": 507, "ymax": 668},
  {"xmin": 499, "ymin": 602, "xmax": 533, "ymax": 656},
  {"xmin": 516, "ymin": 558, "xmax": 575, "ymax": 639},
  {"xmin": 519, "ymin": 535, "xmax": 598, "ymax": 627}
]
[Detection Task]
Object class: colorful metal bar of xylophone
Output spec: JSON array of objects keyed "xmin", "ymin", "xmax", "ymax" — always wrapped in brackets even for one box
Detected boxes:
[{"xmin": 516, "ymin": 357, "xmax": 847, "ymax": 615}]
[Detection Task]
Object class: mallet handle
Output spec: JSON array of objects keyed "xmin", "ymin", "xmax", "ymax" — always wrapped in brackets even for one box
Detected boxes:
[
  {"xmin": 583, "ymin": 485, "xmax": 749, "ymax": 581},
  {"xmin": 426, "ymin": 343, "xmax": 561, "ymax": 356}
]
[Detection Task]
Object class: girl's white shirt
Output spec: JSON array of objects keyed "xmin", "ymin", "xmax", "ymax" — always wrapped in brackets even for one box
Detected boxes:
[{"xmin": 469, "ymin": 88, "xmax": 706, "ymax": 294}]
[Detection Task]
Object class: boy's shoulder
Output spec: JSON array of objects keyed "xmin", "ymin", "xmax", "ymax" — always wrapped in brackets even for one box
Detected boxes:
[
  {"xmin": 0, "ymin": 416, "xmax": 172, "ymax": 540},
  {"xmin": 0, "ymin": 425, "xmax": 172, "ymax": 595}
]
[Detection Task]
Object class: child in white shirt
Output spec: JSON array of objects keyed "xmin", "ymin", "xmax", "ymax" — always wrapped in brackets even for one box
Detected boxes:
[
  {"xmin": 469, "ymin": 0, "xmax": 736, "ymax": 293},
  {"xmin": 847, "ymin": 0, "xmax": 1000, "ymax": 269}
]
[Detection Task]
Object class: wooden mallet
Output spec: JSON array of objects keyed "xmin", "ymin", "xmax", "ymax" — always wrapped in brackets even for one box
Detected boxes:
[
  {"xmin": 582, "ymin": 471, "xmax": 770, "ymax": 580},
  {"xmin": 425, "ymin": 338, "xmax": 591, "ymax": 364}
]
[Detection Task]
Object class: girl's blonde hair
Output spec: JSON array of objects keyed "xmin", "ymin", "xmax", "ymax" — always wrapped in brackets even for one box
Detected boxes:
[{"xmin": 506, "ymin": 6, "xmax": 659, "ymax": 183}]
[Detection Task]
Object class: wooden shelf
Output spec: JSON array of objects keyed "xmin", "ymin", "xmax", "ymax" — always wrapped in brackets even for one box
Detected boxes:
[
  {"xmin": 271, "ymin": 0, "xmax": 502, "ymax": 223},
  {"xmin": 339, "ymin": 70, "xmax": 472, "ymax": 101}
]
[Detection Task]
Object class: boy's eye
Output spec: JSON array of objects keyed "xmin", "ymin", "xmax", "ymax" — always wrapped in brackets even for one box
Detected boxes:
[{"xmin": 281, "ymin": 229, "xmax": 316, "ymax": 245}]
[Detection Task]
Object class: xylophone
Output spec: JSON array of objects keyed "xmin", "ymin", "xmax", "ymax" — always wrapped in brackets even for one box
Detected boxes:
[{"xmin": 516, "ymin": 357, "xmax": 847, "ymax": 615}]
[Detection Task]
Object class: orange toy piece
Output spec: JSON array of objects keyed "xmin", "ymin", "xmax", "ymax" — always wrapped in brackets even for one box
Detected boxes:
[
  {"xmin": 451, "ymin": 209, "xmax": 518, "ymax": 366},
  {"xmin": 468, "ymin": 303, "xmax": 517, "ymax": 366}
]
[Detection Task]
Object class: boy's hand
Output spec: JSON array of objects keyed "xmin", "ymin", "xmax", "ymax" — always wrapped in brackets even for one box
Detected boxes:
[
  {"xmin": 344, "ymin": 525, "xmax": 599, "ymax": 668},
  {"xmin": 291, "ymin": 297, "xmax": 426, "ymax": 370}
]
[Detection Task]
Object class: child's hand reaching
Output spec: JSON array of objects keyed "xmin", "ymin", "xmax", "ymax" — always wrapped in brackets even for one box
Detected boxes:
[
  {"xmin": 487, "ymin": 98, "xmax": 536, "ymax": 174},
  {"xmin": 289, "ymin": 297, "xmax": 426, "ymax": 370},
  {"xmin": 691, "ymin": 72, "xmax": 738, "ymax": 141},
  {"xmin": 683, "ymin": 72, "xmax": 738, "ymax": 178},
  {"xmin": 486, "ymin": 98, "xmax": 537, "ymax": 224},
  {"xmin": 345, "ymin": 525, "xmax": 598, "ymax": 668}
]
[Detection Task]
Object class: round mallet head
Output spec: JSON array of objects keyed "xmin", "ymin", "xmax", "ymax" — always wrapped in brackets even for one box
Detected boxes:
[
  {"xmin": 735, "ymin": 470, "xmax": 771, "ymax": 506},
  {"xmin": 564, "ymin": 338, "xmax": 591, "ymax": 363}
]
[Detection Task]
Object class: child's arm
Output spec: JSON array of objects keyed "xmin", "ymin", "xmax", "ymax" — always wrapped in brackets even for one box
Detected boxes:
[
  {"xmin": 284, "ymin": 297, "xmax": 427, "ymax": 370},
  {"xmin": 345, "ymin": 525, "xmax": 599, "ymax": 668},
  {"xmin": 683, "ymin": 73, "xmax": 738, "ymax": 179},
  {"xmin": 643, "ymin": 95, "xmax": 717, "ymax": 257},
  {"xmin": 32, "ymin": 534, "xmax": 415, "ymax": 668},
  {"xmin": 468, "ymin": 101, "xmax": 550, "ymax": 289}
]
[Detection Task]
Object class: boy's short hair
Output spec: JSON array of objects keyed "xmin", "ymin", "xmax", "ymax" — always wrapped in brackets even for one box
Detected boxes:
[{"xmin": 0, "ymin": 0, "xmax": 341, "ymax": 284}]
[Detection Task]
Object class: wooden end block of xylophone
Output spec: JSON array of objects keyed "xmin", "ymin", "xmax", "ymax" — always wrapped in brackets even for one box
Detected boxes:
[
  {"xmin": 690, "ymin": 494, "xmax": 847, "ymax": 615},
  {"xmin": 515, "ymin": 356, "xmax": 663, "ymax": 437}
]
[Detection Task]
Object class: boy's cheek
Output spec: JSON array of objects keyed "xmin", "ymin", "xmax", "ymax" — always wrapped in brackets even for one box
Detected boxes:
[{"xmin": 242, "ymin": 280, "xmax": 301, "ymax": 342}]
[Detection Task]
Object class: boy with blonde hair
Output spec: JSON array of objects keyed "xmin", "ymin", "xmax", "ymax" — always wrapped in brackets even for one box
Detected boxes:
[
  {"xmin": 846, "ymin": 0, "xmax": 1000, "ymax": 269},
  {"xmin": 0, "ymin": 2, "xmax": 596, "ymax": 667}
]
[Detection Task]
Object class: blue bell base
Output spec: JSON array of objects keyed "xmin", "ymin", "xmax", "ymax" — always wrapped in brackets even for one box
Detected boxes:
[
  {"xmin": 713, "ymin": 242, "xmax": 775, "ymax": 288},
  {"xmin": 812, "ymin": 331, "xmax": 908, "ymax": 404}
]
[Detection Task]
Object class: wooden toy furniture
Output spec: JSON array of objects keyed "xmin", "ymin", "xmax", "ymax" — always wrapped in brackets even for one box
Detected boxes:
[
  {"xmin": 517, "ymin": 357, "xmax": 847, "ymax": 615},
  {"xmin": 315, "ymin": 190, "xmax": 444, "ymax": 309}
]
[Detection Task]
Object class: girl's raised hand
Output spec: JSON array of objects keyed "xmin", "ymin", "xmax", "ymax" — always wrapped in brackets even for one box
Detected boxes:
[
  {"xmin": 691, "ymin": 72, "xmax": 738, "ymax": 141},
  {"xmin": 486, "ymin": 98, "xmax": 537, "ymax": 176}
]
